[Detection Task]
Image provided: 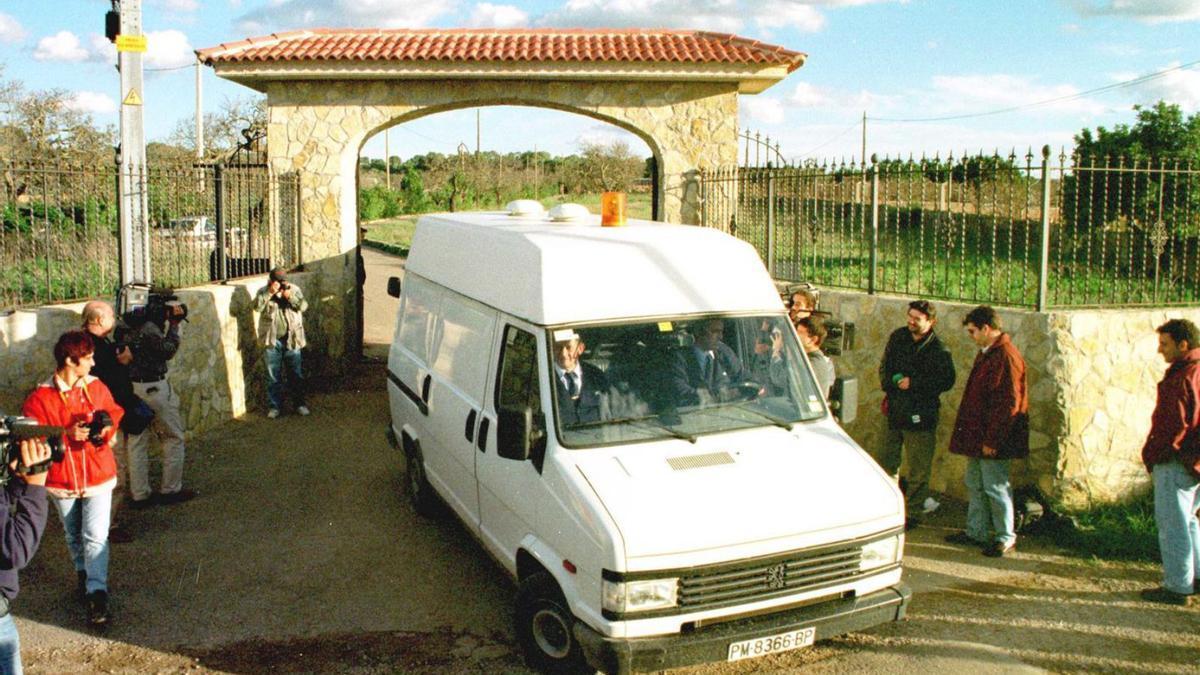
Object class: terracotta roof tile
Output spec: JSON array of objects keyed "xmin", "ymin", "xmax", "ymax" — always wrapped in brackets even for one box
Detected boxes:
[{"xmin": 198, "ymin": 28, "xmax": 806, "ymax": 72}]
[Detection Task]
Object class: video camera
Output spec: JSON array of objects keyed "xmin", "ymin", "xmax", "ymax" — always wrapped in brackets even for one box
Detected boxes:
[
  {"xmin": 0, "ymin": 415, "xmax": 64, "ymax": 484},
  {"xmin": 780, "ymin": 282, "xmax": 855, "ymax": 356},
  {"xmin": 116, "ymin": 282, "xmax": 188, "ymax": 331}
]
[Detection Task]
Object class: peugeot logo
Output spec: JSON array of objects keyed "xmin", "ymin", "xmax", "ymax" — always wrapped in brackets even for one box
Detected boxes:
[{"xmin": 765, "ymin": 563, "xmax": 787, "ymax": 590}]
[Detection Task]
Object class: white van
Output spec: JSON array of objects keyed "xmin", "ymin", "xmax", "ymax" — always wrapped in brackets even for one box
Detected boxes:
[{"xmin": 385, "ymin": 208, "xmax": 908, "ymax": 674}]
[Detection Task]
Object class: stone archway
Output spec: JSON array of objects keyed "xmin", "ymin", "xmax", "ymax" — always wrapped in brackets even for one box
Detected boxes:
[{"xmin": 200, "ymin": 28, "xmax": 805, "ymax": 373}]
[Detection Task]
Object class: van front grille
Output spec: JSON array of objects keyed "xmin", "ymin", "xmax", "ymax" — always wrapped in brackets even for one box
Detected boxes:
[{"xmin": 677, "ymin": 543, "xmax": 863, "ymax": 612}]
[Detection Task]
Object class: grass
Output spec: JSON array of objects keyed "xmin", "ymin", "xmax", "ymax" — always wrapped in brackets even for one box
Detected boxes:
[
  {"xmin": 360, "ymin": 192, "xmax": 654, "ymax": 253},
  {"xmin": 1051, "ymin": 492, "xmax": 1159, "ymax": 562}
]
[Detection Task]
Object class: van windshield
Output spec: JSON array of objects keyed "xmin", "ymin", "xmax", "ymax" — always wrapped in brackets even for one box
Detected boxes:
[{"xmin": 548, "ymin": 314, "xmax": 827, "ymax": 447}]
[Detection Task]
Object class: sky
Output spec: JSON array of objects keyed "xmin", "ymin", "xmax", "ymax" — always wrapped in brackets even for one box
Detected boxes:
[{"xmin": 1, "ymin": 0, "xmax": 1199, "ymax": 164}]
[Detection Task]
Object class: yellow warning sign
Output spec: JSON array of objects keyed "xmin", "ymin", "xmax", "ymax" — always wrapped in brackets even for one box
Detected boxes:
[
  {"xmin": 122, "ymin": 89, "xmax": 142, "ymax": 106},
  {"xmin": 116, "ymin": 35, "xmax": 147, "ymax": 52}
]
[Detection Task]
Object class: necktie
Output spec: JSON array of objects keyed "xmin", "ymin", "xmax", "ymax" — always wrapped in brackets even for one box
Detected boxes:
[
  {"xmin": 566, "ymin": 371, "xmax": 579, "ymax": 398},
  {"xmin": 705, "ymin": 351, "xmax": 716, "ymax": 385}
]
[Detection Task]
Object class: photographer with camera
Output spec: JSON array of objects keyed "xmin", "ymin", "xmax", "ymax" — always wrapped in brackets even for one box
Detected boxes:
[
  {"xmin": 254, "ymin": 267, "xmax": 309, "ymax": 419},
  {"xmin": 21, "ymin": 330, "xmax": 124, "ymax": 626},
  {"xmin": 0, "ymin": 433, "xmax": 52, "ymax": 672},
  {"xmin": 123, "ymin": 292, "xmax": 193, "ymax": 508}
]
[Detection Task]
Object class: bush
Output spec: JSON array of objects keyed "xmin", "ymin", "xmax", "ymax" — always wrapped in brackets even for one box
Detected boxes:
[{"xmin": 359, "ymin": 185, "xmax": 402, "ymax": 221}]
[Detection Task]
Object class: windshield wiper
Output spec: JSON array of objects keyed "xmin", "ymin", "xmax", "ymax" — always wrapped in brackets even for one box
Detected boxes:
[
  {"xmin": 566, "ymin": 413, "xmax": 697, "ymax": 443},
  {"xmin": 703, "ymin": 402, "xmax": 794, "ymax": 431}
]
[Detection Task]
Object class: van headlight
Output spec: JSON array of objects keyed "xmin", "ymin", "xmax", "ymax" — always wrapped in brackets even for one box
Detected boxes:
[
  {"xmin": 602, "ymin": 577, "xmax": 678, "ymax": 613},
  {"xmin": 860, "ymin": 534, "xmax": 903, "ymax": 572}
]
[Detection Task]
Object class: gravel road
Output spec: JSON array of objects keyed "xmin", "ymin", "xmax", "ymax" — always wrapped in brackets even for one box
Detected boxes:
[{"xmin": 12, "ymin": 247, "xmax": 1198, "ymax": 674}]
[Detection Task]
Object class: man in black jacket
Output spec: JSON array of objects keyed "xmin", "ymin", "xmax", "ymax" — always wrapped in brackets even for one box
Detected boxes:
[
  {"xmin": 0, "ymin": 437, "xmax": 52, "ymax": 673},
  {"xmin": 876, "ymin": 300, "xmax": 956, "ymax": 528}
]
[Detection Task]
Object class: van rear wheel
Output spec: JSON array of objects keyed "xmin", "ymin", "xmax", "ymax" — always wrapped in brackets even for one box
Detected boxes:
[
  {"xmin": 516, "ymin": 572, "xmax": 591, "ymax": 674},
  {"xmin": 403, "ymin": 441, "xmax": 439, "ymax": 517}
]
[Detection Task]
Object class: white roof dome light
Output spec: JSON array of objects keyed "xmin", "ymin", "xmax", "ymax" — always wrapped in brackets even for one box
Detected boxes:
[
  {"xmin": 506, "ymin": 199, "xmax": 546, "ymax": 218},
  {"xmin": 548, "ymin": 203, "xmax": 590, "ymax": 223}
]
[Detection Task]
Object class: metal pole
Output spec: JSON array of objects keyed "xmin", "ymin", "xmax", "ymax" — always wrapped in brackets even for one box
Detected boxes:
[
  {"xmin": 116, "ymin": 0, "xmax": 150, "ymax": 285},
  {"xmin": 869, "ymin": 154, "xmax": 879, "ymax": 295},
  {"xmin": 214, "ymin": 163, "xmax": 227, "ymax": 281},
  {"xmin": 766, "ymin": 172, "xmax": 777, "ymax": 277},
  {"xmin": 861, "ymin": 111, "xmax": 867, "ymax": 184},
  {"xmin": 194, "ymin": 58, "xmax": 203, "ymax": 160},
  {"xmin": 1036, "ymin": 145, "xmax": 1052, "ymax": 311},
  {"xmin": 385, "ymin": 129, "xmax": 390, "ymax": 190}
]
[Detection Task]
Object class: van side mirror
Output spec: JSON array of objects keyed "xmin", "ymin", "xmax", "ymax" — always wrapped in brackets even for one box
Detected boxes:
[
  {"xmin": 829, "ymin": 375, "xmax": 858, "ymax": 425},
  {"xmin": 497, "ymin": 406, "xmax": 534, "ymax": 461},
  {"xmin": 387, "ymin": 276, "xmax": 402, "ymax": 298}
]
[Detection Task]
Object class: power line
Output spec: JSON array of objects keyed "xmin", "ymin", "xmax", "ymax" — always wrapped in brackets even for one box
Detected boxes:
[
  {"xmin": 792, "ymin": 119, "xmax": 861, "ymax": 159},
  {"xmin": 870, "ymin": 58, "xmax": 1200, "ymax": 123},
  {"xmin": 144, "ymin": 63, "xmax": 192, "ymax": 72}
]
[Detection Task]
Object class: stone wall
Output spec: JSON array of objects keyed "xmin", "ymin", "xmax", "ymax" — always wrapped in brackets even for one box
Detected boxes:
[
  {"xmin": 819, "ymin": 290, "xmax": 1200, "ymax": 508},
  {"xmin": 0, "ymin": 270, "xmax": 320, "ymax": 437}
]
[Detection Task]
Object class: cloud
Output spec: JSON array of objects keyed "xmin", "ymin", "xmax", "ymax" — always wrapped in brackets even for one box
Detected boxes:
[
  {"xmin": 466, "ymin": 3, "xmax": 529, "ymax": 28},
  {"xmin": 542, "ymin": 0, "xmax": 899, "ymax": 33},
  {"xmin": 65, "ymin": 91, "xmax": 118, "ymax": 115},
  {"xmin": 90, "ymin": 35, "xmax": 117, "ymax": 65},
  {"xmin": 235, "ymin": 0, "xmax": 456, "ymax": 32},
  {"xmin": 146, "ymin": 29, "xmax": 195, "ymax": 69},
  {"xmin": 1128, "ymin": 62, "xmax": 1200, "ymax": 111},
  {"xmin": 33, "ymin": 31, "xmax": 90, "ymax": 62},
  {"xmin": 926, "ymin": 74, "xmax": 1108, "ymax": 116},
  {"xmin": 0, "ymin": 12, "xmax": 26, "ymax": 44},
  {"xmin": 159, "ymin": 0, "xmax": 200, "ymax": 11},
  {"xmin": 741, "ymin": 96, "xmax": 786, "ymax": 125},
  {"xmin": 1066, "ymin": 0, "xmax": 1200, "ymax": 24},
  {"xmin": 789, "ymin": 81, "xmax": 893, "ymax": 110}
]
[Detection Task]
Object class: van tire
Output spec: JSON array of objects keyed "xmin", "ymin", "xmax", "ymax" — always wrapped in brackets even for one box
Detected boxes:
[
  {"xmin": 516, "ymin": 572, "xmax": 591, "ymax": 674},
  {"xmin": 403, "ymin": 441, "xmax": 439, "ymax": 517}
]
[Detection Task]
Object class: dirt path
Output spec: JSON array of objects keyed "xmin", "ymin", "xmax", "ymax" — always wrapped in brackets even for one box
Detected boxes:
[{"xmin": 13, "ymin": 248, "xmax": 1199, "ymax": 673}]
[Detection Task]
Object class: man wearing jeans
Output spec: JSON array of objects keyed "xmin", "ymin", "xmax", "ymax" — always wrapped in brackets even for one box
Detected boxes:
[
  {"xmin": 255, "ymin": 268, "xmax": 309, "ymax": 419},
  {"xmin": 945, "ymin": 306, "xmax": 1029, "ymax": 558},
  {"xmin": 1140, "ymin": 319, "xmax": 1200, "ymax": 606}
]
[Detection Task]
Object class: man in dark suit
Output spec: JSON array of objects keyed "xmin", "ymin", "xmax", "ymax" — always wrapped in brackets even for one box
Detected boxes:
[
  {"xmin": 553, "ymin": 332, "xmax": 608, "ymax": 426},
  {"xmin": 670, "ymin": 318, "xmax": 746, "ymax": 407}
]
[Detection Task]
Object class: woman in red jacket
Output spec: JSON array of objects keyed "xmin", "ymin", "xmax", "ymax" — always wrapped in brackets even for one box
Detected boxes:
[{"xmin": 21, "ymin": 330, "xmax": 123, "ymax": 626}]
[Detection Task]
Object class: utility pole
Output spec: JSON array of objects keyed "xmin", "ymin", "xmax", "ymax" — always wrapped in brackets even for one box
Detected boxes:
[
  {"xmin": 194, "ymin": 57, "xmax": 203, "ymax": 160},
  {"xmin": 385, "ymin": 129, "xmax": 390, "ymax": 190},
  {"xmin": 110, "ymin": 0, "xmax": 150, "ymax": 285},
  {"xmin": 476, "ymin": 109, "xmax": 480, "ymax": 156},
  {"xmin": 861, "ymin": 111, "xmax": 867, "ymax": 183}
]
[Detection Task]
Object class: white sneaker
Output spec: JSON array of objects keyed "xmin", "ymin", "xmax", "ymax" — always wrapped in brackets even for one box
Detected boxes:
[
  {"xmin": 297, "ymin": 406, "xmax": 310, "ymax": 416},
  {"xmin": 267, "ymin": 409, "xmax": 280, "ymax": 419},
  {"xmin": 923, "ymin": 497, "xmax": 941, "ymax": 514}
]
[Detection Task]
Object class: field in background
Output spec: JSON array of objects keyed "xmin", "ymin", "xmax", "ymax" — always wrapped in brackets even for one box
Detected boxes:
[{"xmin": 361, "ymin": 192, "xmax": 653, "ymax": 253}]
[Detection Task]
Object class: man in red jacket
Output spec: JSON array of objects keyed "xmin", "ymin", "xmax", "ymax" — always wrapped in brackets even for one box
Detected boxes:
[
  {"xmin": 944, "ymin": 306, "xmax": 1029, "ymax": 558},
  {"xmin": 1140, "ymin": 318, "xmax": 1200, "ymax": 606}
]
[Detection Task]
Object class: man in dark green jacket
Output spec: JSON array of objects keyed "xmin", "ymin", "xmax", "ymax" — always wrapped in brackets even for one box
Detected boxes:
[{"xmin": 876, "ymin": 300, "xmax": 956, "ymax": 528}]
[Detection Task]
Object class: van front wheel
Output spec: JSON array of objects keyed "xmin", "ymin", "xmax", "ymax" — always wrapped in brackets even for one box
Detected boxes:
[
  {"xmin": 516, "ymin": 572, "xmax": 591, "ymax": 674},
  {"xmin": 403, "ymin": 441, "xmax": 439, "ymax": 517}
]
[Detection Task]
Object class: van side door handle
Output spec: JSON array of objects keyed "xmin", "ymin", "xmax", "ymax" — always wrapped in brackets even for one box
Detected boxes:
[
  {"xmin": 477, "ymin": 417, "xmax": 490, "ymax": 453},
  {"xmin": 465, "ymin": 410, "xmax": 477, "ymax": 443},
  {"xmin": 420, "ymin": 374, "xmax": 432, "ymax": 403}
]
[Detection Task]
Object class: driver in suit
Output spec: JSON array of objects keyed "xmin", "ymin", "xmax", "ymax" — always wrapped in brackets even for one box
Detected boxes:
[
  {"xmin": 553, "ymin": 331, "xmax": 609, "ymax": 426},
  {"xmin": 670, "ymin": 318, "xmax": 746, "ymax": 406}
]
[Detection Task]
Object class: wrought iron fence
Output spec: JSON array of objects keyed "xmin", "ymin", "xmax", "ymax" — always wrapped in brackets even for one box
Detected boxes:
[
  {"xmin": 700, "ymin": 148, "xmax": 1200, "ymax": 309},
  {"xmin": 1, "ymin": 160, "xmax": 301, "ymax": 311}
]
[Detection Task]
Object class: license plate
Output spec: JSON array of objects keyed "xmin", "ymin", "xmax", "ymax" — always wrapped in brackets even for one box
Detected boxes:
[{"xmin": 727, "ymin": 626, "xmax": 815, "ymax": 662}]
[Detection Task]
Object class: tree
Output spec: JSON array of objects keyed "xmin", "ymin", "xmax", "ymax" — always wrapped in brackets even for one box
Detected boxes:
[
  {"xmin": 1066, "ymin": 101, "xmax": 1200, "ymax": 235},
  {"xmin": 167, "ymin": 95, "xmax": 267, "ymax": 160},
  {"xmin": 577, "ymin": 140, "xmax": 644, "ymax": 192}
]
